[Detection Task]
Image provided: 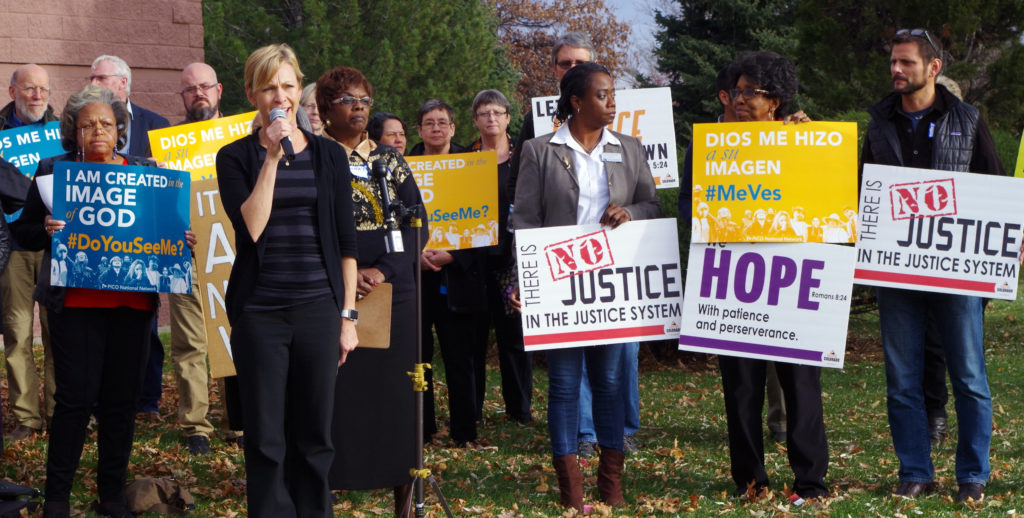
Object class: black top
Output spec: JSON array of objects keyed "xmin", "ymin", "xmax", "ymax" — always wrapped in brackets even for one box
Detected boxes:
[
  {"xmin": 216, "ymin": 129, "xmax": 358, "ymax": 324},
  {"xmin": 245, "ymin": 148, "xmax": 332, "ymax": 310}
]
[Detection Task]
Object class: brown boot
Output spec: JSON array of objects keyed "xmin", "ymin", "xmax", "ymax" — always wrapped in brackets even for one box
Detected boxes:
[
  {"xmin": 597, "ymin": 448, "xmax": 625, "ymax": 506},
  {"xmin": 552, "ymin": 454, "xmax": 583, "ymax": 511}
]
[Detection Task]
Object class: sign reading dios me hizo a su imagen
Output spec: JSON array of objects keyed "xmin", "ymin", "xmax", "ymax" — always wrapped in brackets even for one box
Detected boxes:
[{"xmin": 515, "ymin": 219, "xmax": 683, "ymax": 351}]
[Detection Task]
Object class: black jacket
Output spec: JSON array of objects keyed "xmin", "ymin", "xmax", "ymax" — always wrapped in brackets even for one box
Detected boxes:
[
  {"xmin": 10, "ymin": 153, "xmax": 155, "ymax": 311},
  {"xmin": 215, "ymin": 130, "xmax": 358, "ymax": 325},
  {"xmin": 861, "ymin": 84, "xmax": 1005, "ymax": 176}
]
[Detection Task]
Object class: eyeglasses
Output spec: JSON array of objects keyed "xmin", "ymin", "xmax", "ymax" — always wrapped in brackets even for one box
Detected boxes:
[
  {"xmin": 331, "ymin": 96, "xmax": 374, "ymax": 107},
  {"xmin": 77, "ymin": 120, "xmax": 117, "ymax": 134},
  {"xmin": 896, "ymin": 28, "xmax": 939, "ymax": 56},
  {"xmin": 420, "ymin": 120, "xmax": 451, "ymax": 129},
  {"xmin": 555, "ymin": 59, "xmax": 590, "ymax": 69},
  {"xmin": 87, "ymin": 74, "xmax": 123, "ymax": 82},
  {"xmin": 15, "ymin": 85, "xmax": 50, "ymax": 96},
  {"xmin": 181, "ymin": 83, "xmax": 219, "ymax": 96},
  {"xmin": 729, "ymin": 88, "xmax": 772, "ymax": 100},
  {"xmin": 474, "ymin": 110, "xmax": 508, "ymax": 119}
]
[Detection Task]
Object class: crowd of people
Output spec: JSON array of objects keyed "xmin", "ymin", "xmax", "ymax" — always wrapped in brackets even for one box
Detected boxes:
[{"xmin": 0, "ymin": 26, "xmax": 1018, "ymax": 518}]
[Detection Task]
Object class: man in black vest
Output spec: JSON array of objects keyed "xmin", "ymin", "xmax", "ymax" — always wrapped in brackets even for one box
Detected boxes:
[{"xmin": 861, "ymin": 28, "xmax": 1005, "ymax": 503}]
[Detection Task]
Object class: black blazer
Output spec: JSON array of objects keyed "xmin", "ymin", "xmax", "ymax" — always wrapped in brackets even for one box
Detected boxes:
[
  {"xmin": 126, "ymin": 102, "xmax": 170, "ymax": 158},
  {"xmin": 216, "ymin": 129, "xmax": 359, "ymax": 325}
]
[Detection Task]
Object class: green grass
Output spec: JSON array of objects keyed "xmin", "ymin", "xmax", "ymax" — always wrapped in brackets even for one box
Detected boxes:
[{"xmin": 3, "ymin": 295, "xmax": 1023, "ymax": 516}]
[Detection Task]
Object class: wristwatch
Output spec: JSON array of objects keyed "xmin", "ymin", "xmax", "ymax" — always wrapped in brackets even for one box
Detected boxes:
[{"xmin": 341, "ymin": 309, "xmax": 358, "ymax": 325}]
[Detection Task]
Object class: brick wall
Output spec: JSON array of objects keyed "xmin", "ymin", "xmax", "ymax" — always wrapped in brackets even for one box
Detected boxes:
[{"xmin": 0, "ymin": 0, "xmax": 204, "ymax": 123}]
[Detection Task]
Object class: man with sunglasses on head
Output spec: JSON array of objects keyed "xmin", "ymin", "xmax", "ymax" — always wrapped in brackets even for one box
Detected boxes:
[{"xmin": 861, "ymin": 28, "xmax": 1005, "ymax": 503}]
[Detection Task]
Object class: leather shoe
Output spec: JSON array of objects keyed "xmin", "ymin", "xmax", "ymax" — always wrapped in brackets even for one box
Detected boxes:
[
  {"xmin": 9, "ymin": 424, "xmax": 41, "ymax": 441},
  {"xmin": 956, "ymin": 483, "xmax": 984, "ymax": 503},
  {"xmin": 892, "ymin": 481, "xmax": 934, "ymax": 498},
  {"xmin": 185, "ymin": 434, "xmax": 211, "ymax": 455},
  {"xmin": 929, "ymin": 416, "xmax": 948, "ymax": 447}
]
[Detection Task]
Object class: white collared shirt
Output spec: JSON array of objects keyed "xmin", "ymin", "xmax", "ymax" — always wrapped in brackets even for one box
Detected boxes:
[{"xmin": 550, "ymin": 123, "xmax": 620, "ymax": 225}]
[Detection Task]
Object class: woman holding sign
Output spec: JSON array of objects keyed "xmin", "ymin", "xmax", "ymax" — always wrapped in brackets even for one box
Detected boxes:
[
  {"xmin": 216, "ymin": 45, "xmax": 359, "ymax": 518},
  {"xmin": 511, "ymin": 62, "xmax": 660, "ymax": 511},
  {"xmin": 11, "ymin": 85, "xmax": 173, "ymax": 518},
  {"xmin": 315, "ymin": 65, "xmax": 427, "ymax": 508}
]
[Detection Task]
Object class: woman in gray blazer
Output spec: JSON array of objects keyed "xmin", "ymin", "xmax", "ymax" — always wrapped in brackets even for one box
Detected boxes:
[{"xmin": 511, "ymin": 62, "xmax": 660, "ymax": 511}]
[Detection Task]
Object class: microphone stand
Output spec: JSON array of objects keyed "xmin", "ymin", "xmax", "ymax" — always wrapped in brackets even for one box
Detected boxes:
[{"xmin": 384, "ymin": 185, "xmax": 454, "ymax": 518}]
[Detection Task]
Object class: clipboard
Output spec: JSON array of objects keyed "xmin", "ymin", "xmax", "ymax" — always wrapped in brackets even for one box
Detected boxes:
[{"xmin": 354, "ymin": 282, "xmax": 392, "ymax": 349}]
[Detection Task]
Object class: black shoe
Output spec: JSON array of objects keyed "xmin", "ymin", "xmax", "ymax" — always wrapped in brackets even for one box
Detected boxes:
[
  {"xmin": 892, "ymin": 481, "xmax": 935, "ymax": 498},
  {"xmin": 929, "ymin": 416, "xmax": 948, "ymax": 447},
  {"xmin": 185, "ymin": 434, "xmax": 211, "ymax": 455},
  {"xmin": 578, "ymin": 440, "xmax": 597, "ymax": 457},
  {"xmin": 43, "ymin": 501, "xmax": 71, "ymax": 518},
  {"xmin": 91, "ymin": 499, "xmax": 136, "ymax": 518},
  {"xmin": 956, "ymin": 483, "xmax": 984, "ymax": 503},
  {"xmin": 770, "ymin": 430, "xmax": 787, "ymax": 443}
]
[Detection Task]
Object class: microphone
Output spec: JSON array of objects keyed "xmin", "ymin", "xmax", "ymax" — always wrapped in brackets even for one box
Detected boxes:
[
  {"xmin": 268, "ymin": 108, "xmax": 296, "ymax": 163},
  {"xmin": 372, "ymin": 158, "xmax": 404, "ymax": 253}
]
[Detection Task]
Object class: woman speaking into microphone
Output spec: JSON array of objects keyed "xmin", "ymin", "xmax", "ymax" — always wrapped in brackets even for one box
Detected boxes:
[
  {"xmin": 512, "ymin": 62, "xmax": 660, "ymax": 511},
  {"xmin": 216, "ymin": 44, "xmax": 359, "ymax": 518}
]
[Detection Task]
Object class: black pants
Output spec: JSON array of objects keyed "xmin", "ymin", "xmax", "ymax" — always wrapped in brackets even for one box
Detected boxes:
[
  {"xmin": 232, "ymin": 299, "xmax": 340, "ymax": 518},
  {"xmin": 45, "ymin": 306, "xmax": 153, "ymax": 504},
  {"xmin": 485, "ymin": 265, "xmax": 532, "ymax": 421},
  {"xmin": 719, "ymin": 356, "xmax": 829, "ymax": 498},
  {"xmin": 137, "ymin": 322, "xmax": 163, "ymax": 412},
  {"xmin": 436, "ymin": 307, "xmax": 488, "ymax": 444},
  {"xmin": 923, "ymin": 322, "xmax": 948, "ymax": 420},
  {"xmin": 421, "ymin": 271, "xmax": 442, "ymax": 440}
]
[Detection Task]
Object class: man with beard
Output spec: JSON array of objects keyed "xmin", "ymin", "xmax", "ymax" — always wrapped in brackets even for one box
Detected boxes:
[
  {"xmin": 861, "ymin": 28, "xmax": 1005, "ymax": 503},
  {"xmin": 1, "ymin": 64, "xmax": 57, "ymax": 442},
  {"xmin": 168, "ymin": 62, "xmax": 243, "ymax": 455}
]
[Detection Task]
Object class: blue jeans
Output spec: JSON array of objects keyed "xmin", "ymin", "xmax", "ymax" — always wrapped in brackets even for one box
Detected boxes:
[
  {"xmin": 546, "ymin": 343, "xmax": 624, "ymax": 458},
  {"xmin": 877, "ymin": 287, "xmax": 990, "ymax": 485},
  {"xmin": 579, "ymin": 342, "xmax": 639, "ymax": 442}
]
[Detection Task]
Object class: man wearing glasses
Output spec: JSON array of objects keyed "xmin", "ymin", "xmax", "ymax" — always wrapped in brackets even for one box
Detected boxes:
[
  {"xmin": 88, "ymin": 55, "xmax": 170, "ymax": 158},
  {"xmin": 1, "ymin": 64, "xmax": 57, "ymax": 443},
  {"xmin": 861, "ymin": 28, "xmax": 1005, "ymax": 503},
  {"xmin": 180, "ymin": 63, "xmax": 223, "ymax": 123}
]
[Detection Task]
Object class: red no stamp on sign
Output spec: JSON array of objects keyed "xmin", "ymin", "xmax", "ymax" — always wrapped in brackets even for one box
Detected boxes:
[
  {"xmin": 889, "ymin": 178, "xmax": 957, "ymax": 221},
  {"xmin": 544, "ymin": 229, "xmax": 615, "ymax": 282}
]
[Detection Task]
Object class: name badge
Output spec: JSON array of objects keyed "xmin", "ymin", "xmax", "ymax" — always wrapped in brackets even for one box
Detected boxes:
[
  {"xmin": 600, "ymin": 153, "xmax": 622, "ymax": 163},
  {"xmin": 350, "ymin": 164, "xmax": 369, "ymax": 179}
]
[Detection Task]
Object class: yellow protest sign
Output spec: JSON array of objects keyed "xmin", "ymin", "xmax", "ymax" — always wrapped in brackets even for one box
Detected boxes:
[
  {"xmin": 406, "ymin": 151, "xmax": 498, "ymax": 250},
  {"xmin": 148, "ymin": 112, "xmax": 256, "ymax": 180},
  {"xmin": 191, "ymin": 178, "xmax": 236, "ymax": 378},
  {"xmin": 1015, "ymin": 131, "xmax": 1023, "ymax": 178},
  {"xmin": 691, "ymin": 121, "xmax": 858, "ymax": 243}
]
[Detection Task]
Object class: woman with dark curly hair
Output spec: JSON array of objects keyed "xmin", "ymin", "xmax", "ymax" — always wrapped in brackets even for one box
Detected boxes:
[
  {"xmin": 712, "ymin": 51, "xmax": 830, "ymax": 504},
  {"xmin": 316, "ymin": 66, "xmax": 426, "ymax": 512}
]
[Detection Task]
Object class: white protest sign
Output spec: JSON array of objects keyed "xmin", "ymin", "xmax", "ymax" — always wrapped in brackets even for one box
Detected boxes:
[
  {"xmin": 531, "ymin": 87, "xmax": 678, "ymax": 188},
  {"xmin": 515, "ymin": 218, "xmax": 683, "ymax": 351},
  {"xmin": 855, "ymin": 164, "xmax": 1024, "ymax": 299},
  {"xmin": 679, "ymin": 242, "xmax": 856, "ymax": 368}
]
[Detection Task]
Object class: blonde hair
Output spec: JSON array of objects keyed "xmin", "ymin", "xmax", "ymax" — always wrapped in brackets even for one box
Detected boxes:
[{"xmin": 243, "ymin": 44, "xmax": 304, "ymax": 92}]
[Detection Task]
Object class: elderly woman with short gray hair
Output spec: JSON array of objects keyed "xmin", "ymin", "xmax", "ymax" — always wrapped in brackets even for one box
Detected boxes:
[{"xmin": 11, "ymin": 84, "xmax": 185, "ymax": 518}]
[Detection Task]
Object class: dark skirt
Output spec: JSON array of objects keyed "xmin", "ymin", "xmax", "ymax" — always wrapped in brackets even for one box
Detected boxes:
[{"xmin": 329, "ymin": 298, "xmax": 418, "ymax": 490}]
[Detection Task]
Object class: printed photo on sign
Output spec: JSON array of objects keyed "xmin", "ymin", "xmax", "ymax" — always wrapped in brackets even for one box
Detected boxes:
[
  {"xmin": 532, "ymin": 87, "xmax": 679, "ymax": 188},
  {"xmin": 148, "ymin": 111, "xmax": 256, "ymax": 180},
  {"xmin": 679, "ymin": 242, "xmax": 855, "ymax": 368},
  {"xmin": 51, "ymin": 161, "xmax": 191, "ymax": 293},
  {"xmin": 690, "ymin": 121, "xmax": 858, "ymax": 243},
  {"xmin": 854, "ymin": 164, "xmax": 1024, "ymax": 299},
  {"xmin": 191, "ymin": 178, "xmax": 236, "ymax": 378},
  {"xmin": 516, "ymin": 218, "xmax": 683, "ymax": 352},
  {"xmin": 407, "ymin": 150, "xmax": 498, "ymax": 250}
]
